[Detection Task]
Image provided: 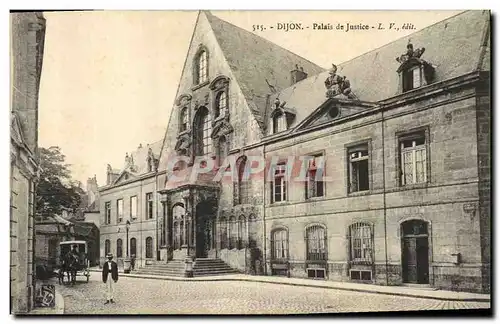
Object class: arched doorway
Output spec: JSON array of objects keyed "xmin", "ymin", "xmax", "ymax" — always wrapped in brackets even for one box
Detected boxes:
[
  {"xmin": 401, "ymin": 219, "xmax": 430, "ymax": 284},
  {"xmin": 195, "ymin": 200, "xmax": 217, "ymax": 258}
]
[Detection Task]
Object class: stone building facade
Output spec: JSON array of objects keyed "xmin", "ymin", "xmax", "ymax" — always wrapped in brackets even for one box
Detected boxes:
[
  {"xmin": 102, "ymin": 10, "xmax": 490, "ymax": 293},
  {"xmin": 10, "ymin": 12, "xmax": 46, "ymax": 313},
  {"xmin": 98, "ymin": 141, "xmax": 164, "ymax": 268}
]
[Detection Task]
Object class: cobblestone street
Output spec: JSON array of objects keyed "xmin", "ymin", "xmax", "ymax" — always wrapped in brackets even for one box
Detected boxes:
[{"xmin": 53, "ymin": 273, "xmax": 491, "ymax": 315}]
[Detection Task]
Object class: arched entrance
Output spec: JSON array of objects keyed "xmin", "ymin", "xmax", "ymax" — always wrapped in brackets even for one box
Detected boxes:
[
  {"xmin": 401, "ymin": 219, "xmax": 430, "ymax": 284},
  {"xmin": 195, "ymin": 200, "xmax": 217, "ymax": 258}
]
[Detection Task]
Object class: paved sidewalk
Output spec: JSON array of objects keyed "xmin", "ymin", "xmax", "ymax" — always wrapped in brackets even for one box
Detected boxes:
[{"xmin": 88, "ymin": 267, "xmax": 490, "ymax": 302}]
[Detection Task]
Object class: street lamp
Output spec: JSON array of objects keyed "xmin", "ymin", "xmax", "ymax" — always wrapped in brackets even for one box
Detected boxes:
[
  {"xmin": 126, "ymin": 220, "xmax": 130, "ymax": 257},
  {"xmin": 124, "ymin": 220, "xmax": 131, "ymax": 273}
]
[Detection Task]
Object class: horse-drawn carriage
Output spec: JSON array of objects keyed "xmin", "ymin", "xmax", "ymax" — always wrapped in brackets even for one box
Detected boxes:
[{"xmin": 58, "ymin": 240, "xmax": 91, "ymax": 284}]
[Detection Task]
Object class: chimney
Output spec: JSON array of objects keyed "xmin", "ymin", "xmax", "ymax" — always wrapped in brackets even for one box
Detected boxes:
[
  {"xmin": 290, "ymin": 64, "xmax": 308, "ymax": 85},
  {"xmin": 138, "ymin": 143, "xmax": 142, "ymax": 149}
]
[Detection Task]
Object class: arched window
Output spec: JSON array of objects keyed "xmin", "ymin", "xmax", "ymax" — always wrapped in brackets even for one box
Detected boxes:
[
  {"xmin": 238, "ymin": 157, "xmax": 250, "ymax": 204},
  {"xmin": 116, "ymin": 239, "xmax": 123, "ymax": 258},
  {"xmin": 306, "ymin": 225, "xmax": 327, "ymax": 261},
  {"xmin": 238, "ymin": 215, "xmax": 247, "ymax": 249},
  {"xmin": 130, "ymin": 238, "xmax": 137, "ymax": 257},
  {"xmin": 195, "ymin": 50, "xmax": 208, "ymax": 85},
  {"xmin": 194, "ymin": 107, "xmax": 212, "ymax": 156},
  {"xmin": 348, "ymin": 223, "xmax": 373, "ymax": 263},
  {"xmin": 229, "ymin": 216, "xmax": 238, "ymax": 249},
  {"xmin": 218, "ymin": 136, "xmax": 228, "ymax": 166},
  {"xmin": 105, "ymin": 239, "xmax": 111, "ymax": 256},
  {"xmin": 173, "ymin": 204, "xmax": 185, "ymax": 250},
  {"xmin": 272, "ymin": 112, "xmax": 287, "ymax": 134},
  {"xmin": 215, "ymin": 91, "xmax": 227, "ymax": 118},
  {"xmin": 180, "ymin": 107, "xmax": 188, "ymax": 132},
  {"xmin": 219, "ymin": 217, "xmax": 228, "ymax": 249},
  {"xmin": 271, "ymin": 228, "xmax": 288, "ymax": 260},
  {"xmin": 146, "ymin": 237, "xmax": 153, "ymax": 259}
]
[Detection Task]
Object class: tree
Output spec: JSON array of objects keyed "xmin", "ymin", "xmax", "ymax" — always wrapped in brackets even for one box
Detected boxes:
[{"xmin": 35, "ymin": 146, "xmax": 84, "ymax": 216}]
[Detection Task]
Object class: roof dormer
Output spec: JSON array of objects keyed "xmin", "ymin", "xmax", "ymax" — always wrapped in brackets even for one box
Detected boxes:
[{"xmin": 396, "ymin": 41, "xmax": 435, "ymax": 93}]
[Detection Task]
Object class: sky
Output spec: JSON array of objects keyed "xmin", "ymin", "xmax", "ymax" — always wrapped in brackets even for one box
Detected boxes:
[{"xmin": 37, "ymin": 10, "xmax": 464, "ymax": 188}]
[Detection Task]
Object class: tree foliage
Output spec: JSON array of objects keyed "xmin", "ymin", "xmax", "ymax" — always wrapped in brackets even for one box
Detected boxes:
[{"xmin": 36, "ymin": 146, "xmax": 84, "ymax": 216}]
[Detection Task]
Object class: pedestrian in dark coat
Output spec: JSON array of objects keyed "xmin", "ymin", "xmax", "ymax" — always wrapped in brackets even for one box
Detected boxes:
[{"xmin": 102, "ymin": 253, "xmax": 118, "ymax": 304}]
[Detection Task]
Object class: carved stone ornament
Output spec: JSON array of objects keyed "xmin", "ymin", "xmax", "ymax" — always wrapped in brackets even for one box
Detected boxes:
[
  {"xmin": 204, "ymin": 93, "xmax": 210, "ymax": 105},
  {"xmin": 324, "ymin": 64, "xmax": 358, "ymax": 100},
  {"xmin": 176, "ymin": 94, "xmax": 192, "ymax": 107},
  {"xmin": 194, "ymin": 99, "xmax": 200, "ymax": 110},
  {"xmin": 209, "ymin": 76, "xmax": 230, "ymax": 91},
  {"xmin": 175, "ymin": 133, "xmax": 192, "ymax": 153},
  {"xmin": 395, "ymin": 41, "xmax": 426, "ymax": 65},
  {"xmin": 211, "ymin": 118, "xmax": 234, "ymax": 139}
]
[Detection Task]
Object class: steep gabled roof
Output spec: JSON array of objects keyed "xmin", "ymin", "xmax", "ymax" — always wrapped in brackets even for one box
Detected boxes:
[
  {"xmin": 204, "ymin": 11, "xmax": 326, "ymax": 130},
  {"xmin": 268, "ymin": 10, "xmax": 490, "ymax": 132}
]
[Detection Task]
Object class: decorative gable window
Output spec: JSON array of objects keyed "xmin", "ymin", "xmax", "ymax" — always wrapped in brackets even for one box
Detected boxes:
[
  {"xmin": 273, "ymin": 112, "xmax": 287, "ymax": 133},
  {"xmin": 180, "ymin": 107, "xmax": 188, "ymax": 132},
  {"xmin": 194, "ymin": 106, "xmax": 212, "ymax": 156},
  {"xmin": 215, "ymin": 91, "xmax": 227, "ymax": 119},
  {"xmin": 195, "ymin": 49, "xmax": 208, "ymax": 85},
  {"xmin": 396, "ymin": 42, "xmax": 435, "ymax": 93}
]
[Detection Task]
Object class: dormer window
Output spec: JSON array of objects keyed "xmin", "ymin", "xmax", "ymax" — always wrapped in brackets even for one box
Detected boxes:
[
  {"xmin": 273, "ymin": 112, "xmax": 287, "ymax": 133},
  {"xmin": 195, "ymin": 50, "xmax": 208, "ymax": 85},
  {"xmin": 402, "ymin": 65, "xmax": 423, "ymax": 92},
  {"xmin": 396, "ymin": 42, "xmax": 435, "ymax": 93}
]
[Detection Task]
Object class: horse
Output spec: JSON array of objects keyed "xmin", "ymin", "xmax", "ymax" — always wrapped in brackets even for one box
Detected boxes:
[{"xmin": 58, "ymin": 252, "xmax": 79, "ymax": 285}]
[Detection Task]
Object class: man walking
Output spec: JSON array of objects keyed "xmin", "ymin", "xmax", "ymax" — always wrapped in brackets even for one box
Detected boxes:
[{"xmin": 102, "ymin": 253, "xmax": 118, "ymax": 304}]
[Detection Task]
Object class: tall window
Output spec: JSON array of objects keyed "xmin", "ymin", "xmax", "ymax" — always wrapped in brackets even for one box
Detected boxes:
[
  {"xmin": 117, "ymin": 199, "xmax": 123, "ymax": 223},
  {"xmin": 219, "ymin": 217, "xmax": 228, "ymax": 249},
  {"xmin": 130, "ymin": 196, "xmax": 138, "ymax": 221},
  {"xmin": 172, "ymin": 205, "xmax": 185, "ymax": 250},
  {"xmin": 348, "ymin": 223, "xmax": 373, "ymax": 263},
  {"xmin": 116, "ymin": 239, "xmax": 123, "ymax": 258},
  {"xmin": 130, "ymin": 237, "xmax": 137, "ymax": 256},
  {"xmin": 218, "ymin": 136, "xmax": 228, "ymax": 166},
  {"xmin": 105, "ymin": 202, "xmax": 111, "ymax": 224},
  {"xmin": 238, "ymin": 158, "xmax": 250, "ymax": 204},
  {"xmin": 195, "ymin": 107, "xmax": 212, "ymax": 156},
  {"xmin": 105, "ymin": 239, "xmax": 111, "ymax": 256},
  {"xmin": 215, "ymin": 91, "xmax": 226, "ymax": 118},
  {"xmin": 229, "ymin": 216, "xmax": 238, "ymax": 249},
  {"xmin": 146, "ymin": 192, "xmax": 153, "ymax": 219},
  {"xmin": 272, "ymin": 112, "xmax": 287, "ymax": 134},
  {"xmin": 348, "ymin": 144, "xmax": 370, "ymax": 193},
  {"xmin": 196, "ymin": 50, "xmax": 208, "ymax": 84},
  {"xmin": 272, "ymin": 163, "xmax": 287, "ymax": 203},
  {"xmin": 400, "ymin": 131, "xmax": 427, "ymax": 186},
  {"xmin": 180, "ymin": 107, "xmax": 188, "ymax": 132},
  {"xmin": 306, "ymin": 225, "xmax": 327, "ymax": 261},
  {"xmin": 145, "ymin": 237, "xmax": 153, "ymax": 258},
  {"xmin": 238, "ymin": 215, "xmax": 247, "ymax": 249},
  {"xmin": 306, "ymin": 155, "xmax": 325, "ymax": 199},
  {"xmin": 271, "ymin": 228, "xmax": 288, "ymax": 260},
  {"xmin": 248, "ymin": 214, "xmax": 257, "ymax": 248}
]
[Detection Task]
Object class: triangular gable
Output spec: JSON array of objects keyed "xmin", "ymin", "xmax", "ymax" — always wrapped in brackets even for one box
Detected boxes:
[
  {"xmin": 293, "ymin": 97, "xmax": 378, "ymax": 132},
  {"xmin": 112, "ymin": 170, "xmax": 138, "ymax": 186}
]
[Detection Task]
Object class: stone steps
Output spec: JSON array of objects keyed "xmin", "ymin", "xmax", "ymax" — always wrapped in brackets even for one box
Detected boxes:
[{"xmin": 134, "ymin": 258, "xmax": 239, "ymax": 277}]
